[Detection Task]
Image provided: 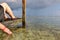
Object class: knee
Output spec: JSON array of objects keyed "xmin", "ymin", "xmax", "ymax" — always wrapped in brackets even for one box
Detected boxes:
[
  {"xmin": 0, "ymin": 2, "xmax": 9, "ymax": 11},
  {"xmin": 1, "ymin": 2, "xmax": 8, "ymax": 6}
]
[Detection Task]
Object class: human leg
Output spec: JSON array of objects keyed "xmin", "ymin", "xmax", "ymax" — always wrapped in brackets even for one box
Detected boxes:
[
  {"xmin": 0, "ymin": 23, "xmax": 12, "ymax": 35},
  {"xmin": 1, "ymin": 3, "xmax": 16, "ymax": 19}
]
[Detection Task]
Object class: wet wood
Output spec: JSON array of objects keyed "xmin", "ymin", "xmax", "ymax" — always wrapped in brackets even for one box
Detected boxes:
[
  {"xmin": 2, "ymin": 19, "xmax": 22, "ymax": 28},
  {"xmin": 22, "ymin": 0, "xmax": 26, "ymax": 28}
]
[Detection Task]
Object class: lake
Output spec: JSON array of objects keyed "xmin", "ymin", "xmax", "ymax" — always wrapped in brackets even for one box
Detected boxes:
[{"xmin": 1, "ymin": 3, "xmax": 60, "ymax": 40}]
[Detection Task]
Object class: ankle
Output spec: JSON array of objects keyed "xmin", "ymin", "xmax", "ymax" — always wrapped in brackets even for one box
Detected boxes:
[{"xmin": 12, "ymin": 16, "xmax": 16, "ymax": 19}]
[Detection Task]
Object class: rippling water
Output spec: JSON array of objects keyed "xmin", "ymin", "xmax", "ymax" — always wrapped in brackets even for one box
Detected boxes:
[
  {"xmin": 1, "ymin": 4, "xmax": 60, "ymax": 40},
  {"xmin": 0, "ymin": 16, "xmax": 60, "ymax": 40}
]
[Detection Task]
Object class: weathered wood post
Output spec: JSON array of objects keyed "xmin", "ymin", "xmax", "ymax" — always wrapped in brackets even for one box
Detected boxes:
[{"xmin": 22, "ymin": 0, "xmax": 26, "ymax": 28}]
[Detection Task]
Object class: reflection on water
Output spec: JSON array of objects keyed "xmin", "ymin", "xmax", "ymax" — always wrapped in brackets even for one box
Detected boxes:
[{"xmin": 0, "ymin": 16, "xmax": 60, "ymax": 40}]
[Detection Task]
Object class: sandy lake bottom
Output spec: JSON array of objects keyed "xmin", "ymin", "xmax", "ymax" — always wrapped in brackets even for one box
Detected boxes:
[{"xmin": 0, "ymin": 16, "xmax": 60, "ymax": 40}]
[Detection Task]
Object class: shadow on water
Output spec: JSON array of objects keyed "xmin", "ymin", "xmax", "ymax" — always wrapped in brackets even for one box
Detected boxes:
[{"xmin": 0, "ymin": 16, "xmax": 60, "ymax": 40}]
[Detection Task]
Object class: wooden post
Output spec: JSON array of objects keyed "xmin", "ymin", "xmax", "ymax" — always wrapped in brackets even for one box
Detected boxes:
[{"xmin": 22, "ymin": 0, "xmax": 26, "ymax": 28}]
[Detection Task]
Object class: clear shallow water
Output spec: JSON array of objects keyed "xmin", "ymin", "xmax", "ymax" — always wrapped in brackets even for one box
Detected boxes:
[
  {"xmin": 1, "ymin": 3, "xmax": 60, "ymax": 40},
  {"xmin": 0, "ymin": 16, "xmax": 60, "ymax": 40}
]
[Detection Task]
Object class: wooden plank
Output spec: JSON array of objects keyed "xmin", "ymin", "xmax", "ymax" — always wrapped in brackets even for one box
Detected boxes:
[
  {"xmin": 2, "ymin": 19, "xmax": 22, "ymax": 28},
  {"xmin": 22, "ymin": 0, "xmax": 26, "ymax": 28}
]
